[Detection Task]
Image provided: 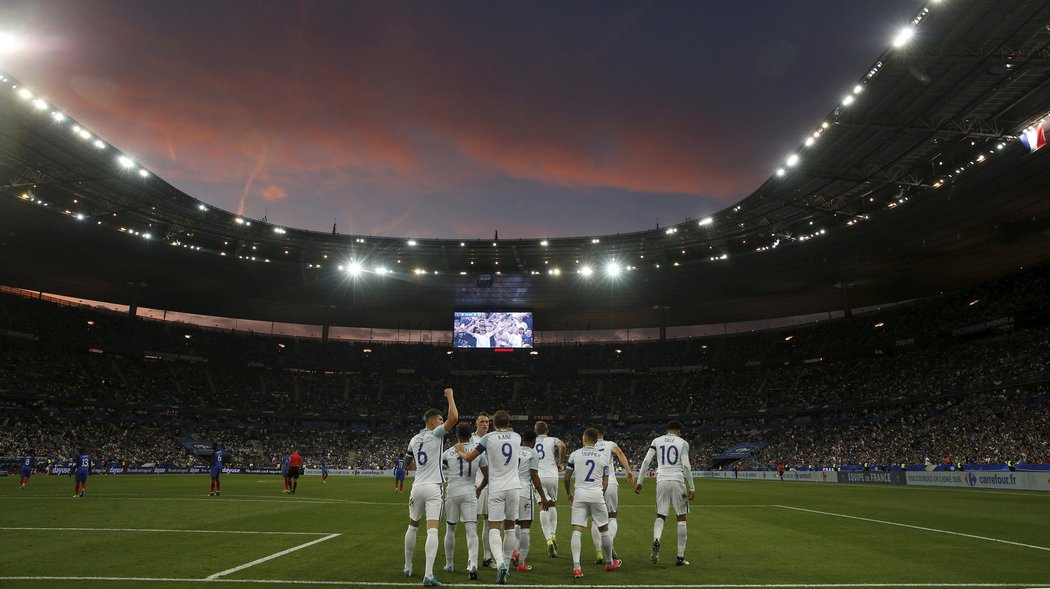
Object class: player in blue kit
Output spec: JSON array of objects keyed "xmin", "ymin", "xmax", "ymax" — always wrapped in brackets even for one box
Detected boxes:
[
  {"xmin": 210, "ymin": 444, "xmax": 225, "ymax": 496},
  {"xmin": 321, "ymin": 461, "xmax": 329, "ymax": 483},
  {"xmin": 19, "ymin": 452, "xmax": 34, "ymax": 489},
  {"xmin": 73, "ymin": 448, "xmax": 91, "ymax": 498},
  {"xmin": 282, "ymin": 450, "xmax": 291, "ymax": 493},
  {"xmin": 394, "ymin": 455, "xmax": 406, "ymax": 494}
]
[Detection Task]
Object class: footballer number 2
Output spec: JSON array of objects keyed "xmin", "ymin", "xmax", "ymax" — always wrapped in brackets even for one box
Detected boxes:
[{"xmin": 584, "ymin": 459, "xmax": 597, "ymax": 482}]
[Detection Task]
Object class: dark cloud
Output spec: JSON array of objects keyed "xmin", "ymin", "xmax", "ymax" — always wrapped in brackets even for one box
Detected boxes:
[{"xmin": 2, "ymin": 0, "xmax": 919, "ymax": 238}]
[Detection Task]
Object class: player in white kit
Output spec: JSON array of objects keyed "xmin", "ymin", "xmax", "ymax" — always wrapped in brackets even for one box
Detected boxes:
[
  {"xmin": 509, "ymin": 429, "xmax": 553, "ymax": 572},
  {"xmin": 469, "ymin": 413, "xmax": 493, "ymax": 567},
  {"xmin": 442, "ymin": 422, "xmax": 488, "ymax": 580},
  {"xmin": 564, "ymin": 427, "xmax": 621, "ymax": 579},
  {"xmin": 533, "ymin": 420, "xmax": 567, "ymax": 557},
  {"xmin": 634, "ymin": 420, "xmax": 695, "ymax": 567},
  {"xmin": 457, "ymin": 409, "xmax": 519, "ymax": 585},
  {"xmin": 590, "ymin": 424, "xmax": 634, "ymax": 563},
  {"xmin": 404, "ymin": 388, "xmax": 459, "ymax": 587}
]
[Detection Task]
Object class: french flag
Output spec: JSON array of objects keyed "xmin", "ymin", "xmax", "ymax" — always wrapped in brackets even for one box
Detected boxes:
[{"xmin": 1019, "ymin": 121, "xmax": 1046, "ymax": 152}]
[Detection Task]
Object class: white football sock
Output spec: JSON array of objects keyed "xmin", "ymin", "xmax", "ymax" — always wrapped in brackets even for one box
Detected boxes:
[
  {"xmin": 609, "ymin": 517, "xmax": 618, "ymax": 542},
  {"xmin": 502, "ymin": 527, "xmax": 517, "ymax": 564},
  {"xmin": 571, "ymin": 529, "xmax": 582, "ymax": 568},
  {"xmin": 443, "ymin": 523, "xmax": 456, "ymax": 568},
  {"xmin": 550, "ymin": 507, "xmax": 558, "ymax": 538},
  {"xmin": 539, "ymin": 509, "xmax": 550, "ymax": 539},
  {"xmin": 404, "ymin": 524, "xmax": 418, "ymax": 571},
  {"xmin": 488, "ymin": 528, "xmax": 504, "ymax": 567},
  {"xmin": 601, "ymin": 530, "xmax": 613, "ymax": 565},
  {"xmin": 653, "ymin": 517, "xmax": 665, "ymax": 542},
  {"xmin": 590, "ymin": 520, "xmax": 602, "ymax": 552},
  {"xmin": 482, "ymin": 520, "xmax": 492, "ymax": 559},
  {"xmin": 677, "ymin": 521, "xmax": 687, "ymax": 557},
  {"xmin": 465, "ymin": 523, "xmax": 479, "ymax": 569},
  {"xmin": 424, "ymin": 527, "xmax": 439, "ymax": 578},
  {"xmin": 519, "ymin": 526, "xmax": 531, "ymax": 564}
]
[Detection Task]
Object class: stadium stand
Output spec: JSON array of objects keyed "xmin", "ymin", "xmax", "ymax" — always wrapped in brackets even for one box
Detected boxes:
[{"xmin": 1, "ymin": 265, "xmax": 1048, "ymax": 474}]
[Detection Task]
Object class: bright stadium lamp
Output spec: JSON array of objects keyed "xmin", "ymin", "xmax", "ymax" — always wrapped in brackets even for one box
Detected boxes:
[
  {"xmin": 117, "ymin": 155, "xmax": 135, "ymax": 168},
  {"xmin": 786, "ymin": 154, "xmax": 800, "ymax": 167},
  {"xmin": 605, "ymin": 262, "xmax": 621, "ymax": 276},
  {"xmin": 893, "ymin": 27, "xmax": 915, "ymax": 48},
  {"xmin": 0, "ymin": 33, "xmax": 25, "ymax": 54},
  {"xmin": 347, "ymin": 261, "xmax": 364, "ymax": 275},
  {"xmin": 580, "ymin": 265, "xmax": 593, "ymax": 277}
]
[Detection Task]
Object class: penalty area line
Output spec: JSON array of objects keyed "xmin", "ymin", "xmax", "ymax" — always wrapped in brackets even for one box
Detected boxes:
[
  {"xmin": 775, "ymin": 505, "xmax": 1050, "ymax": 552},
  {"xmin": 0, "ymin": 578, "xmax": 1046, "ymax": 587},
  {"xmin": 205, "ymin": 533, "xmax": 341, "ymax": 580}
]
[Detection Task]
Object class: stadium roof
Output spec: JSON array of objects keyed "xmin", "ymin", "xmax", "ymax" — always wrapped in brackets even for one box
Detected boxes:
[{"xmin": 1, "ymin": 0, "xmax": 1049, "ymax": 331}]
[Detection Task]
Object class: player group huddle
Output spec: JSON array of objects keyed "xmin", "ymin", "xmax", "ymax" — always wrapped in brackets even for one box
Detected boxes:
[{"xmin": 402, "ymin": 388, "xmax": 696, "ymax": 586}]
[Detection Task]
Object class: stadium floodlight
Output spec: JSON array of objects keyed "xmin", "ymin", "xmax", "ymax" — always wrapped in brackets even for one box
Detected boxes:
[
  {"xmin": 117, "ymin": 155, "xmax": 134, "ymax": 168},
  {"xmin": 893, "ymin": 27, "xmax": 915, "ymax": 48},
  {"xmin": 804, "ymin": 137, "xmax": 815, "ymax": 147},
  {"xmin": 375, "ymin": 266, "xmax": 388, "ymax": 275},
  {"xmin": 460, "ymin": 242, "xmax": 465, "ymax": 246},
  {"xmin": 0, "ymin": 32, "xmax": 25, "ymax": 54},
  {"xmin": 580, "ymin": 265, "xmax": 593, "ymax": 276},
  {"xmin": 273, "ymin": 227, "xmax": 286, "ymax": 234},
  {"xmin": 841, "ymin": 94, "xmax": 855, "ymax": 106},
  {"xmin": 407, "ymin": 239, "xmax": 417, "ymax": 246},
  {"xmin": 75, "ymin": 213, "xmax": 85, "ymax": 221},
  {"xmin": 591, "ymin": 238, "xmax": 600, "ymax": 244},
  {"xmin": 786, "ymin": 154, "xmax": 800, "ymax": 167},
  {"xmin": 51, "ymin": 111, "xmax": 66, "ymax": 122},
  {"xmin": 93, "ymin": 139, "xmax": 105, "ymax": 149},
  {"xmin": 540, "ymin": 240, "xmax": 548, "ymax": 246},
  {"xmin": 198, "ymin": 204, "xmax": 208, "ymax": 211},
  {"xmin": 347, "ymin": 261, "xmax": 364, "ymax": 275},
  {"xmin": 853, "ymin": 84, "xmax": 863, "ymax": 94},
  {"xmin": 605, "ymin": 262, "xmax": 621, "ymax": 276},
  {"xmin": 138, "ymin": 169, "xmax": 149, "ymax": 177},
  {"xmin": 17, "ymin": 87, "xmax": 31, "ymax": 99},
  {"xmin": 33, "ymin": 98, "xmax": 48, "ymax": 110},
  {"xmin": 776, "ymin": 168, "xmax": 786, "ymax": 176},
  {"xmin": 699, "ymin": 217, "xmax": 713, "ymax": 226},
  {"xmin": 234, "ymin": 217, "xmax": 246, "ymax": 224}
]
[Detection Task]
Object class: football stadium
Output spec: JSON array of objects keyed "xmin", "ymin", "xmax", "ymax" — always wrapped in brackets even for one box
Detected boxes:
[{"xmin": 1, "ymin": 1, "xmax": 1049, "ymax": 588}]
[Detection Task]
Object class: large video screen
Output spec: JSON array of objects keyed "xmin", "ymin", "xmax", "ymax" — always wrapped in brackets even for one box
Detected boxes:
[{"xmin": 454, "ymin": 312, "xmax": 533, "ymax": 349}]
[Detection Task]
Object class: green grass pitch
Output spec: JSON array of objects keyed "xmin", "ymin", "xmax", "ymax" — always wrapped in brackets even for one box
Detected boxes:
[{"xmin": 1, "ymin": 474, "xmax": 1047, "ymax": 588}]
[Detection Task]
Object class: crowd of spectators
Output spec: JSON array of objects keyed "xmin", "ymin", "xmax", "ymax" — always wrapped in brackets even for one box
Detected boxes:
[{"xmin": 1, "ymin": 264, "xmax": 1048, "ymax": 471}]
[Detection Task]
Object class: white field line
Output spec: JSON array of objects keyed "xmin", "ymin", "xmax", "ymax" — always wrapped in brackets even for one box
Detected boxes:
[
  {"xmin": 0, "ymin": 495, "xmax": 398, "ymax": 506},
  {"xmin": 205, "ymin": 533, "xmax": 341, "ymax": 580},
  {"xmin": 0, "ymin": 578, "xmax": 1046, "ymax": 587},
  {"xmin": 0, "ymin": 526, "xmax": 331, "ymax": 535},
  {"xmin": 775, "ymin": 505, "xmax": 1050, "ymax": 552}
]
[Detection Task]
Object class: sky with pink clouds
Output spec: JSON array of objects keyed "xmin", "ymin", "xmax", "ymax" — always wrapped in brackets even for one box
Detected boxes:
[{"xmin": 2, "ymin": 0, "xmax": 918, "ymax": 239}]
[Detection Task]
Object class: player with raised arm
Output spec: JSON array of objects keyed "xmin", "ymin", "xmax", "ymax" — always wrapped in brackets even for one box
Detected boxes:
[
  {"xmin": 457, "ymin": 409, "xmax": 518, "ymax": 585},
  {"xmin": 564, "ymin": 428, "xmax": 620, "ymax": 578},
  {"xmin": 73, "ymin": 447, "xmax": 91, "ymax": 498},
  {"xmin": 209, "ymin": 443, "xmax": 225, "ymax": 496},
  {"xmin": 591, "ymin": 424, "xmax": 634, "ymax": 562},
  {"xmin": 442, "ymin": 422, "xmax": 488, "ymax": 580},
  {"xmin": 19, "ymin": 451, "xmax": 34, "ymax": 490},
  {"xmin": 404, "ymin": 388, "xmax": 459, "ymax": 587},
  {"xmin": 470, "ymin": 413, "xmax": 493, "ymax": 567},
  {"xmin": 634, "ymin": 420, "xmax": 695, "ymax": 567},
  {"xmin": 510, "ymin": 429, "xmax": 553, "ymax": 572},
  {"xmin": 534, "ymin": 420, "xmax": 567, "ymax": 557}
]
